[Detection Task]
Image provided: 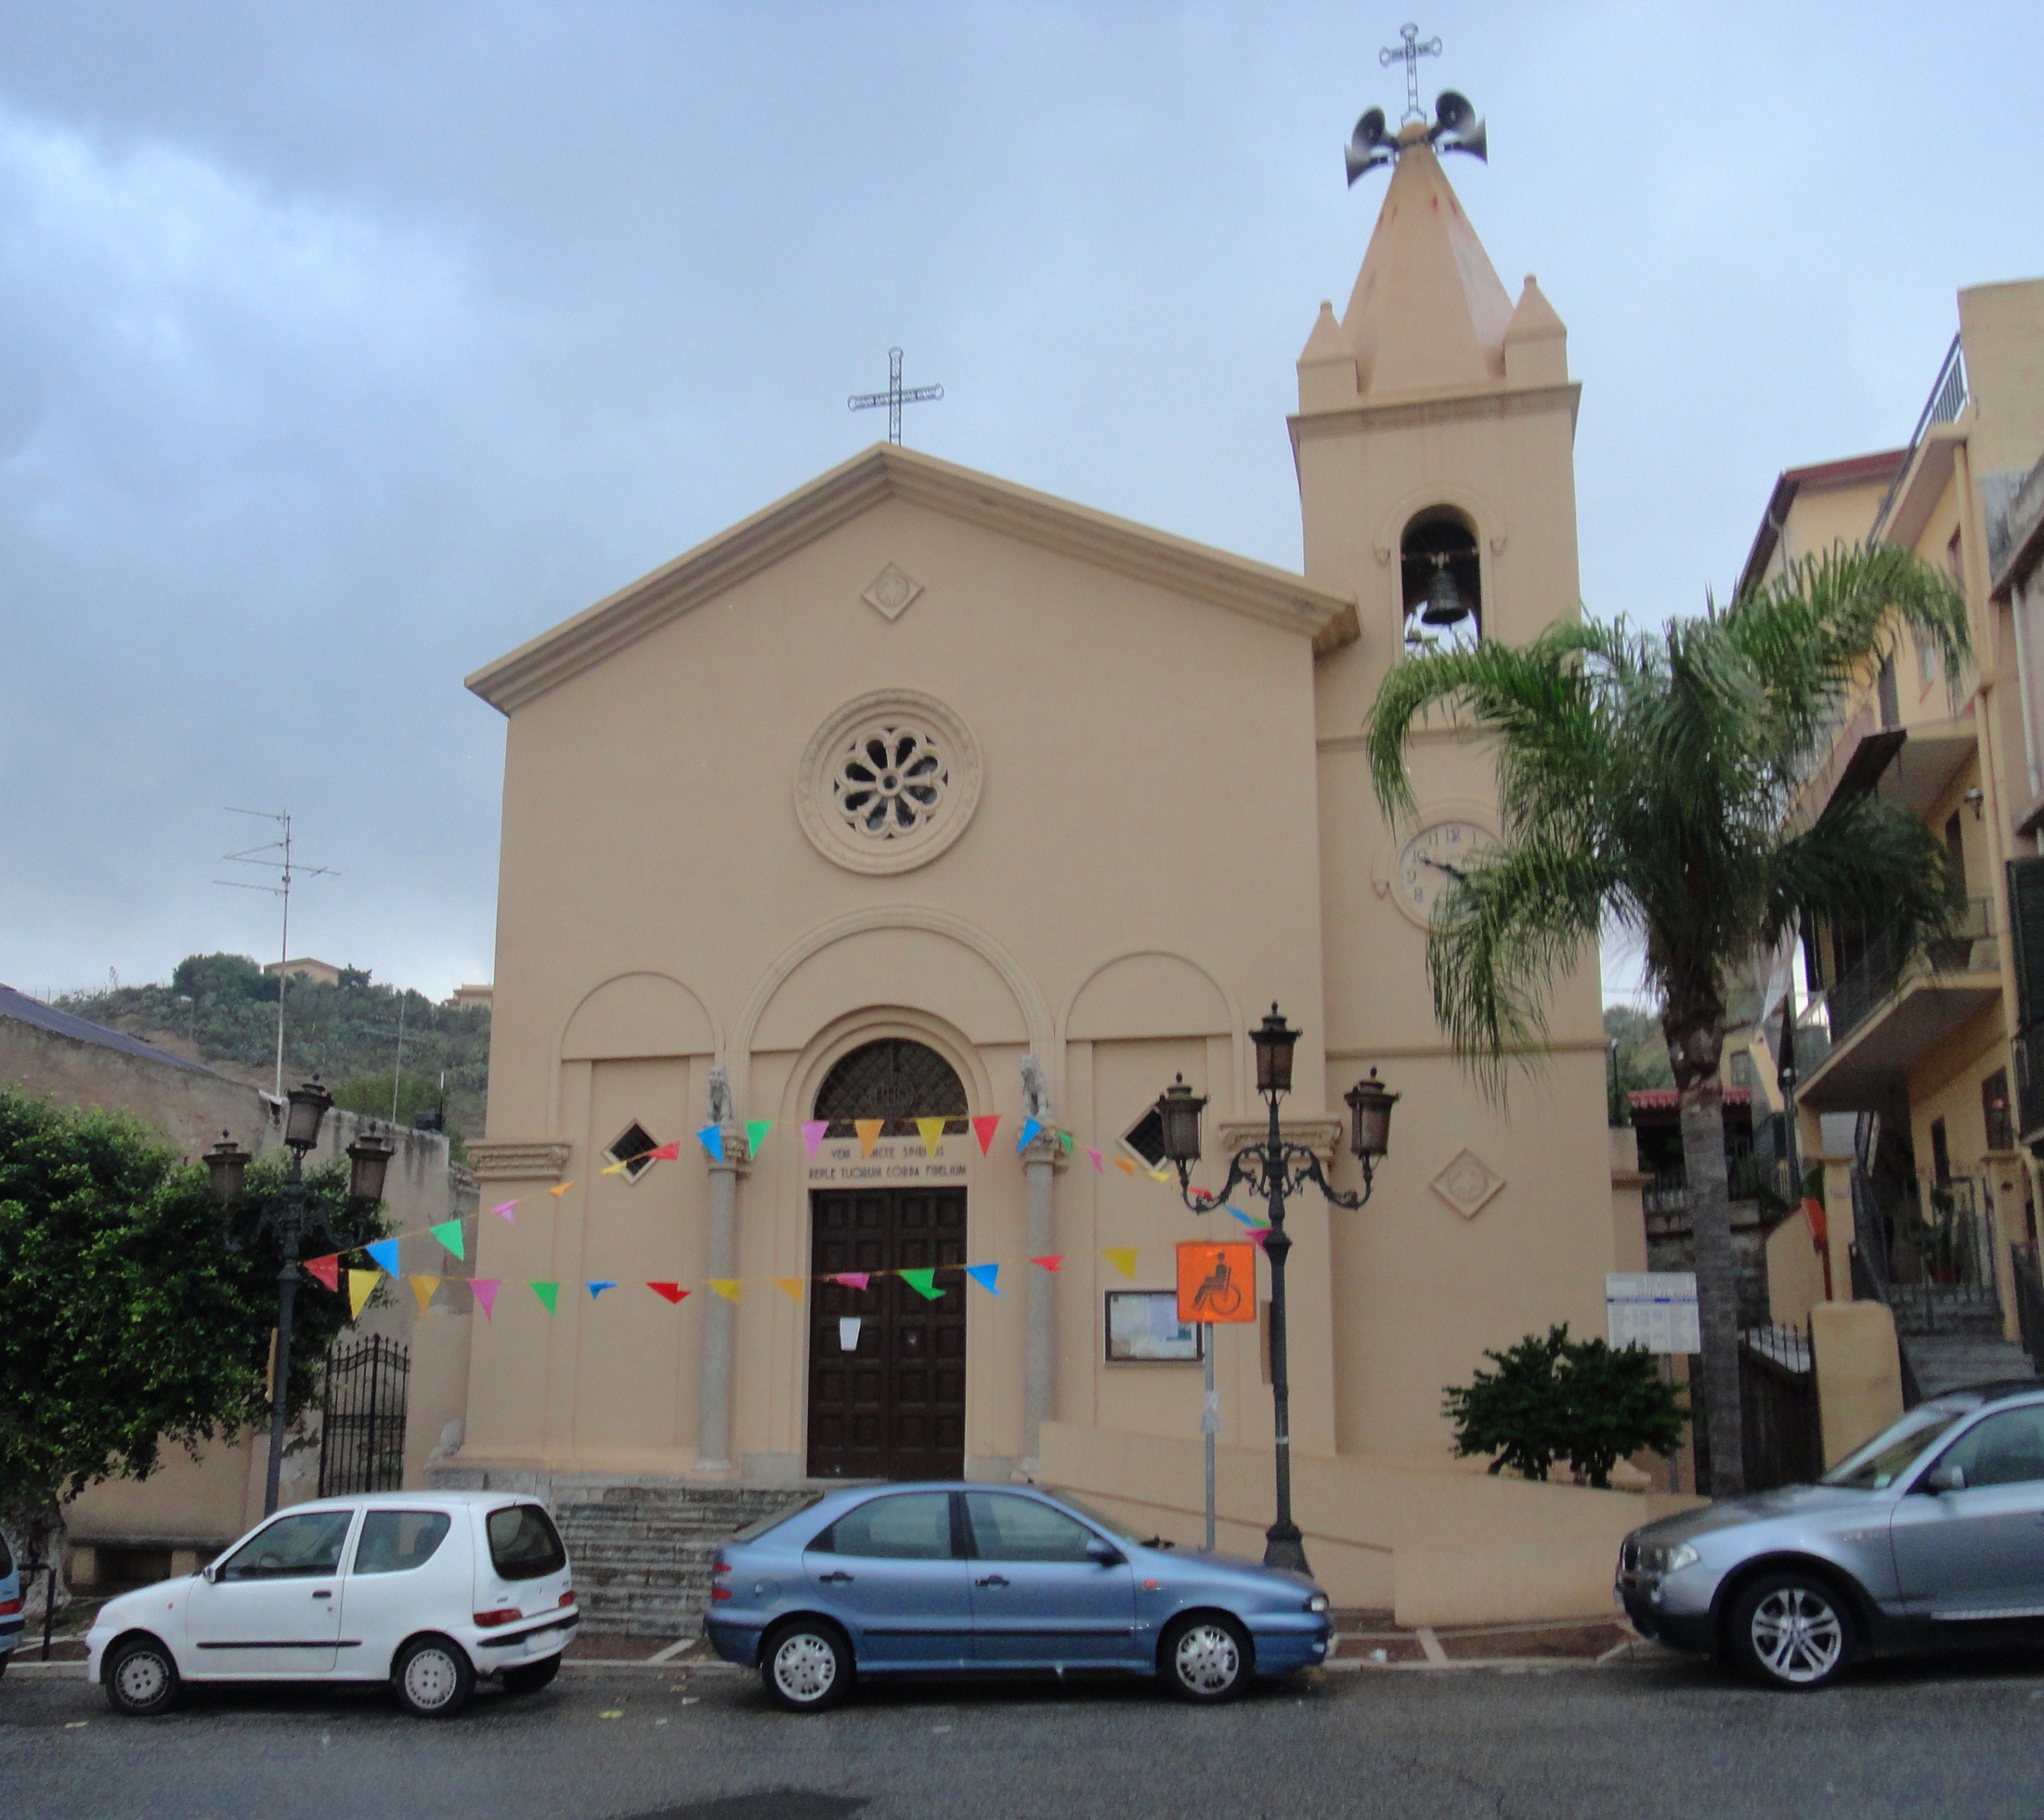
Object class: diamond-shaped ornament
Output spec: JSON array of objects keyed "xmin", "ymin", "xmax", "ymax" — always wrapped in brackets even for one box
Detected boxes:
[
  {"xmin": 861, "ymin": 563, "xmax": 923, "ymax": 622},
  {"xmin": 1429, "ymin": 1148, "xmax": 1504, "ymax": 1220}
]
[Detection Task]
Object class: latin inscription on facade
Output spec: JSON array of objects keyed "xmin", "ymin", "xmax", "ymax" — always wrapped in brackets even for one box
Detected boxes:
[{"xmin": 805, "ymin": 1137, "xmax": 971, "ymax": 1187}]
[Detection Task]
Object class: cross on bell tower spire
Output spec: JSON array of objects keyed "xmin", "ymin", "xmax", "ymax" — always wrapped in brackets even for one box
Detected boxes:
[
  {"xmin": 848, "ymin": 346, "xmax": 945, "ymax": 447},
  {"xmin": 1380, "ymin": 22, "xmax": 1440, "ymax": 123}
]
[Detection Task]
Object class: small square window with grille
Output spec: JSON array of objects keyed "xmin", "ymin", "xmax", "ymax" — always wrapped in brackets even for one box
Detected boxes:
[
  {"xmin": 1122, "ymin": 1108, "xmax": 1168, "ymax": 1170},
  {"xmin": 606, "ymin": 1122, "xmax": 659, "ymax": 1182}
]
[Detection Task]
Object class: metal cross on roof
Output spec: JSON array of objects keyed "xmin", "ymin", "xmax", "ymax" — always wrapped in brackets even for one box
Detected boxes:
[
  {"xmin": 848, "ymin": 346, "xmax": 944, "ymax": 447},
  {"xmin": 1380, "ymin": 22, "xmax": 1441, "ymax": 123}
]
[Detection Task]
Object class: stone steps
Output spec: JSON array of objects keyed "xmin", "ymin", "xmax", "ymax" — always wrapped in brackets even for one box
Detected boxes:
[
  {"xmin": 1903, "ymin": 1333, "xmax": 2039, "ymax": 1400},
  {"xmin": 552, "ymin": 1485, "xmax": 810, "ymax": 1636}
]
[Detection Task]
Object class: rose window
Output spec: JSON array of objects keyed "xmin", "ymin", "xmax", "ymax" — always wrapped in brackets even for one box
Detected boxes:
[
  {"xmin": 796, "ymin": 689, "xmax": 983, "ymax": 876},
  {"xmin": 835, "ymin": 725, "xmax": 948, "ymax": 839}
]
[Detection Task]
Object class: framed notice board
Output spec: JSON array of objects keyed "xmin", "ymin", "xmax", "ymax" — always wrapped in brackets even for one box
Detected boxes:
[{"xmin": 1104, "ymin": 1290, "xmax": 1204, "ymax": 1363}]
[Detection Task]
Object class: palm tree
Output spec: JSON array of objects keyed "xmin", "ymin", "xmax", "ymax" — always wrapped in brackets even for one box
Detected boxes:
[{"xmin": 1366, "ymin": 545, "xmax": 1970, "ymax": 1494}]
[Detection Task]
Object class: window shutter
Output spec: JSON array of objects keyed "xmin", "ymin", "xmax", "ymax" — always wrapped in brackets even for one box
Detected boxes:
[{"xmin": 2006, "ymin": 857, "xmax": 2044, "ymax": 1033}]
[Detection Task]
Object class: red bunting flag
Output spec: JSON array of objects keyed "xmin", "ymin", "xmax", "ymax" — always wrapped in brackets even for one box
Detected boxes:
[
  {"xmin": 646, "ymin": 1140, "xmax": 683, "ymax": 1163},
  {"xmin": 1030, "ymin": 1254, "xmax": 1064, "ymax": 1271},
  {"xmin": 303, "ymin": 1254, "xmax": 341, "ymax": 1292},
  {"xmin": 646, "ymin": 1282, "xmax": 690, "ymax": 1304},
  {"xmin": 971, "ymin": 1115, "xmax": 1001, "ymax": 1155}
]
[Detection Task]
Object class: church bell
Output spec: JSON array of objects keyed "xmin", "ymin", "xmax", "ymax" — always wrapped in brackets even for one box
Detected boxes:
[{"xmin": 1420, "ymin": 557, "xmax": 1469, "ymax": 627}]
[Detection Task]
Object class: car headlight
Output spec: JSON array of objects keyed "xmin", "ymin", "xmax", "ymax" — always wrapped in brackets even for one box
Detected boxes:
[
  {"xmin": 1640, "ymin": 1542, "xmax": 1699, "ymax": 1574},
  {"xmin": 1305, "ymin": 1592, "xmax": 1329, "ymax": 1614}
]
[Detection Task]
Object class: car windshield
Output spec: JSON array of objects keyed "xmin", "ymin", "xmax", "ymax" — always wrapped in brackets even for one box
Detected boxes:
[
  {"xmin": 1821, "ymin": 1404, "xmax": 1974, "ymax": 1489},
  {"xmin": 1037, "ymin": 1490, "xmax": 1141, "ymax": 1545}
]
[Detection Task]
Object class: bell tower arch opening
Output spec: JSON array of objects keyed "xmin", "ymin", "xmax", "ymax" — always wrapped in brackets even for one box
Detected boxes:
[{"xmin": 1400, "ymin": 507, "xmax": 1481, "ymax": 645}]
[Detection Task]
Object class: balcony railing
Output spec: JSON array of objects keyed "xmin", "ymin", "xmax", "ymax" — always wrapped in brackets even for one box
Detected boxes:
[
  {"xmin": 1870, "ymin": 333, "xmax": 1969, "ymax": 539},
  {"xmin": 1823, "ymin": 897, "xmax": 1992, "ymax": 1047},
  {"xmin": 1642, "ymin": 1152, "xmax": 1797, "ymax": 1216}
]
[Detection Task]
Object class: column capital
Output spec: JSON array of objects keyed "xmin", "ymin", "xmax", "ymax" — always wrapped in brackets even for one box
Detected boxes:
[
  {"xmin": 704, "ymin": 1123, "xmax": 753, "ymax": 1177},
  {"xmin": 1019, "ymin": 1129, "xmax": 1072, "ymax": 1170}
]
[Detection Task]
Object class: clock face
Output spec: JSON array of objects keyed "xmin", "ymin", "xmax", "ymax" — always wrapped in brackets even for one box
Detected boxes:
[{"xmin": 1393, "ymin": 819, "xmax": 1493, "ymax": 925}]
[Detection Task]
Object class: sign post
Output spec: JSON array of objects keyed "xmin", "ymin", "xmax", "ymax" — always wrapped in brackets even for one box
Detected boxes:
[
  {"xmin": 1606, "ymin": 1272, "xmax": 1700, "ymax": 1492},
  {"xmin": 1178, "ymin": 1241, "xmax": 1258, "ymax": 1554}
]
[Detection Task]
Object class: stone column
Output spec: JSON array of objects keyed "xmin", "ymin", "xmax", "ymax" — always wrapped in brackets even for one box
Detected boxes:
[
  {"xmin": 695, "ymin": 1069, "xmax": 748, "ymax": 1476},
  {"xmin": 1018, "ymin": 1054, "xmax": 1064, "ymax": 1470}
]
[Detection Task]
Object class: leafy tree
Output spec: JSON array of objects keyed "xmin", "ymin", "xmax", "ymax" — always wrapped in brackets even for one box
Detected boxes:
[
  {"xmin": 0, "ymin": 1091, "xmax": 385, "ymax": 1595},
  {"xmin": 1372, "ymin": 545, "xmax": 1968, "ymax": 1494},
  {"xmin": 332, "ymin": 1071, "xmax": 467, "ymax": 1164},
  {"xmin": 1443, "ymin": 1324, "xmax": 1687, "ymax": 1489},
  {"xmin": 1603, "ymin": 1005, "xmax": 1673, "ymax": 1124}
]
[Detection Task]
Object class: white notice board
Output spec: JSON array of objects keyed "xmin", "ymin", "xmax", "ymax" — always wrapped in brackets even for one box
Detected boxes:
[{"xmin": 1606, "ymin": 1272, "xmax": 1700, "ymax": 1354}]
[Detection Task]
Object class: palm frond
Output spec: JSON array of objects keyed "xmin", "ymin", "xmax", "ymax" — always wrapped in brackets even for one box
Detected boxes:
[{"xmin": 1764, "ymin": 792, "xmax": 1960, "ymax": 957}]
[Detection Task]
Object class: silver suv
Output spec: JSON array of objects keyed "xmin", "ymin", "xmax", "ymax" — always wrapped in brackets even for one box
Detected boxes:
[{"xmin": 1618, "ymin": 1381, "xmax": 2044, "ymax": 1689}]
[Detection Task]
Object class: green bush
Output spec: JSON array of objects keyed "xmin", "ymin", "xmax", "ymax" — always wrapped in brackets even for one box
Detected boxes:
[{"xmin": 1443, "ymin": 1323, "xmax": 1687, "ymax": 1488}]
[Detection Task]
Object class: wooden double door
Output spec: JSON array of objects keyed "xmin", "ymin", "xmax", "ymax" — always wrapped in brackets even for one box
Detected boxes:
[{"xmin": 806, "ymin": 1188, "xmax": 967, "ymax": 1480}]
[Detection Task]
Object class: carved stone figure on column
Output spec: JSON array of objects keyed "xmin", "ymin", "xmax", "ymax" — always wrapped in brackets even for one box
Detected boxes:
[
  {"xmin": 1020, "ymin": 1053, "xmax": 1053, "ymax": 1126},
  {"xmin": 707, "ymin": 1065, "xmax": 736, "ymax": 1129}
]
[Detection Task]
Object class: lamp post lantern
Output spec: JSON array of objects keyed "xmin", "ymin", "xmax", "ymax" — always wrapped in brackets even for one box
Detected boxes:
[
  {"xmin": 207, "ymin": 1081, "xmax": 389, "ymax": 1516},
  {"xmin": 1152, "ymin": 1004, "xmax": 1397, "ymax": 1575}
]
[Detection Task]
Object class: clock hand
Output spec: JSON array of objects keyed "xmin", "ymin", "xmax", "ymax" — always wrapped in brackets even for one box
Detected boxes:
[{"xmin": 1417, "ymin": 855, "xmax": 1466, "ymax": 880}]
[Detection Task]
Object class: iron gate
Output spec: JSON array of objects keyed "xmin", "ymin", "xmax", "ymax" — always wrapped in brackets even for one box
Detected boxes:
[
  {"xmin": 318, "ymin": 1335, "xmax": 410, "ymax": 1497},
  {"xmin": 1738, "ymin": 1327, "xmax": 1823, "ymax": 1491}
]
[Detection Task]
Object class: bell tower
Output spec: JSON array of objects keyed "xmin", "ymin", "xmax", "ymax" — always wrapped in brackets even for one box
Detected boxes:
[{"xmin": 1298, "ymin": 60, "xmax": 1611, "ymax": 1459}]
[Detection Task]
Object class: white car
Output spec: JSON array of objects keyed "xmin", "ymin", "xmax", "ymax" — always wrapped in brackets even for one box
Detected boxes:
[{"xmin": 85, "ymin": 1490, "xmax": 577, "ymax": 1718}]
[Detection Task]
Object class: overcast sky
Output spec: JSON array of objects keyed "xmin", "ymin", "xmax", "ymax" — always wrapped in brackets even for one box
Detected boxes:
[{"xmin": 3, "ymin": 2, "xmax": 2039, "ymax": 1006}]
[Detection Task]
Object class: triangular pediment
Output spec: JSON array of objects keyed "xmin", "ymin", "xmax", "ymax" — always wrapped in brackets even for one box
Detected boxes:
[{"xmin": 466, "ymin": 444, "xmax": 1357, "ymax": 713}]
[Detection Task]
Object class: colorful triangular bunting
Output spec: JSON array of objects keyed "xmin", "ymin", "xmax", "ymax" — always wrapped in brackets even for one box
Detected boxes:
[
  {"xmin": 1016, "ymin": 1117, "xmax": 1042, "ymax": 1151},
  {"xmin": 964, "ymin": 1263, "xmax": 1001, "ymax": 1296},
  {"xmin": 647, "ymin": 1281, "xmax": 689, "ymax": 1304},
  {"xmin": 1058, "ymin": 1129, "xmax": 1074, "ymax": 1154},
  {"xmin": 833, "ymin": 1271, "xmax": 871, "ymax": 1291},
  {"xmin": 549, "ymin": 1180, "xmax": 574, "ymax": 1199},
  {"xmin": 746, "ymin": 1119, "xmax": 774, "ymax": 1157},
  {"xmin": 347, "ymin": 1268, "xmax": 379, "ymax": 1318},
  {"xmin": 430, "ymin": 1218, "xmax": 465, "ymax": 1261},
  {"xmin": 775, "ymin": 1277, "xmax": 805, "ymax": 1303},
  {"xmin": 801, "ymin": 1120, "xmax": 829, "ymax": 1156},
  {"xmin": 915, "ymin": 1117, "xmax": 946, "ymax": 1157},
  {"xmin": 1031, "ymin": 1254, "xmax": 1064, "ymax": 1272},
  {"xmin": 647, "ymin": 1139, "xmax": 682, "ymax": 1162},
  {"xmin": 1085, "ymin": 1147, "xmax": 1104, "ymax": 1174},
  {"xmin": 854, "ymin": 1118, "xmax": 885, "ymax": 1157},
  {"xmin": 1113, "ymin": 1158, "xmax": 1137, "ymax": 1176},
  {"xmin": 588, "ymin": 1280, "xmax": 617, "ymax": 1298},
  {"xmin": 491, "ymin": 1200, "xmax": 518, "ymax": 1222},
  {"xmin": 708, "ymin": 1279, "xmax": 742, "ymax": 1303},
  {"xmin": 366, "ymin": 1238, "xmax": 401, "ymax": 1279},
  {"xmin": 410, "ymin": 1275, "xmax": 437, "ymax": 1315},
  {"xmin": 303, "ymin": 1254, "xmax": 341, "ymax": 1293},
  {"xmin": 900, "ymin": 1268, "xmax": 943, "ymax": 1300},
  {"xmin": 531, "ymin": 1280, "xmax": 560, "ymax": 1315},
  {"xmin": 698, "ymin": 1124, "xmax": 725, "ymax": 1163},
  {"xmin": 1102, "ymin": 1247, "xmax": 1139, "ymax": 1280},
  {"xmin": 471, "ymin": 1280, "xmax": 501, "ymax": 1321},
  {"xmin": 971, "ymin": 1114, "xmax": 1001, "ymax": 1155}
]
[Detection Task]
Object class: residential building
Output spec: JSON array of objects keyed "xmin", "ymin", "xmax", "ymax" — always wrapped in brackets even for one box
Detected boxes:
[
  {"xmin": 1751, "ymin": 279, "xmax": 2044, "ymax": 1392},
  {"xmin": 261, "ymin": 956, "xmax": 348, "ymax": 987}
]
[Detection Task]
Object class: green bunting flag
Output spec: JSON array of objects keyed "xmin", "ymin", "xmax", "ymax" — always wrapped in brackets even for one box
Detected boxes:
[
  {"xmin": 531, "ymin": 1280, "xmax": 560, "ymax": 1315},
  {"xmin": 430, "ymin": 1218, "xmax": 465, "ymax": 1261},
  {"xmin": 899, "ymin": 1268, "xmax": 943, "ymax": 1300},
  {"xmin": 746, "ymin": 1118, "xmax": 774, "ymax": 1157}
]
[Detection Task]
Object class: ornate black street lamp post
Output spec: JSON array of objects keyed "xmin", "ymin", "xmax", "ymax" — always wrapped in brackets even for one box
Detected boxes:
[
  {"xmin": 1152, "ymin": 1004, "xmax": 1397, "ymax": 1575},
  {"xmin": 206, "ymin": 1081, "xmax": 394, "ymax": 1516}
]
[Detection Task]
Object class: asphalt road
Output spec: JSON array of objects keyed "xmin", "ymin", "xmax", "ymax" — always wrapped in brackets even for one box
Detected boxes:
[{"xmin": 7, "ymin": 1651, "xmax": 2044, "ymax": 1820}]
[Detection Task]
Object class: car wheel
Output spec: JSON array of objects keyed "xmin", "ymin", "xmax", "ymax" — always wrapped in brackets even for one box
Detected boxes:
[
  {"xmin": 760, "ymin": 1618, "xmax": 852, "ymax": 1713},
  {"xmin": 1161, "ymin": 1613, "xmax": 1252, "ymax": 1704},
  {"xmin": 1726, "ymin": 1571, "xmax": 1853, "ymax": 1691},
  {"xmin": 392, "ymin": 1633, "xmax": 475, "ymax": 1718},
  {"xmin": 500, "ymin": 1654, "xmax": 562, "ymax": 1696},
  {"xmin": 104, "ymin": 1635, "xmax": 181, "ymax": 1717}
]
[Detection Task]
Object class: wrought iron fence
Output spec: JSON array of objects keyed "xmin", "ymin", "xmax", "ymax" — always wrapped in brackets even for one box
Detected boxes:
[
  {"xmin": 1824, "ymin": 899, "xmax": 1991, "ymax": 1046},
  {"xmin": 318, "ymin": 1335, "xmax": 410, "ymax": 1498},
  {"xmin": 1641, "ymin": 1153, "xmax": 1797, "ymax": 1216},
  {"xmin": 1869, "ymin": 333, "xmax": 1969, "ymax": 538},
  {"xmin": 1738, "ymin": 1325, "xmax": 1824, "ymax": 1491},
  {"xmin": 2014, "ymin": 1243, "xmax": 2044, "ymax": 1376}
]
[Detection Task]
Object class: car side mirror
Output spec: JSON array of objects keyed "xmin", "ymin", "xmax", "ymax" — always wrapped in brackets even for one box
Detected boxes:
[
  {"xmin": 202, "ymin": 1563, "xmax": 221, "ymax": 1583},
  {"xmin": 1924, "ymin": 1462, "xmax": 1967, "ymax": 1494},
  {"xmin": 1086, "ymin": 1537, "xmax": 1124, "ymax": 1566}
]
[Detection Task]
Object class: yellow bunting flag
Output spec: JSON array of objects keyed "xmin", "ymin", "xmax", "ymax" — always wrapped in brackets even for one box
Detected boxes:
[
  {"xmin": 854, "ymin": 1119, "xmax": 885, "ymax": 1157},
  {"xmin": 708, "ymin": 1279, "xmax": 743, "ymax": 1302},
  {"xmin": 1113, "ymin": 1158, "xmax": 1138, "ymax": 1176},
  {"xmin": 1148, "ymin": 1165, "xmax": 1173, "ymax": 1183},
  {"xmin": 1102, "ymin": 1248, "xmax": 1139, "ymax": 1280},
  {"xmin": 410, "ymin": 1275, "xmax": 437, "ymax": 1315},
  {"xmin": 348, "ymin": 1268, "xmax": 379, "ymax": 1318},
  {"xmin": 600, "ymin": 1159, "xmax": 630, "ymax": 1176},
  {"xmin": 549, "ymin": 1180, "xmax": 575, "ymax": 1198},
  {"xmin": 915, "ymin": 1117, "xmax": 946, "ymax": 1157},
  {"xmin": 775, "ymin": 1277, "xmax": 805, "ymax": 1303}
]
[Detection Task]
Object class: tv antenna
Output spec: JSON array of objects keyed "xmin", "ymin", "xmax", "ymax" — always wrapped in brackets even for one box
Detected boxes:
[{"xmin": 215, "ymin": 809, "xmax": 337, "ymax": 1099}]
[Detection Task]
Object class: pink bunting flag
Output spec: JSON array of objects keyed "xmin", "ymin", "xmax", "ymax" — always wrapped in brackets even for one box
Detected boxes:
[
  {"xmin": 302, "ymin": 1254, "xmax": 341, "ymax": 1293},
  {"xmin": 971, "ymin": 1115, "xmax": 1001, "ymax": 1155},
  {"xmin": 1085, "ymin": 1147, "xmax": 1104, "ymax": 1174},
  {"xmin": 801, "ymin": 1120, "xmax": 829, "ymax": 1156},
  {"xmin": 1246, "ymin": 1227, "xmax": 1271, "ymax": 1250},
  {"xmin": 491, "ymin": 1201, "xmax": 518, "ymax": 1222},
  {"xmin": 471, "ymin": 1280, "xmax": 501, "ymax": 1321},
  {"xmin": 832, "ymin": 1272, "xmax": 872, "ymax": 1291}
]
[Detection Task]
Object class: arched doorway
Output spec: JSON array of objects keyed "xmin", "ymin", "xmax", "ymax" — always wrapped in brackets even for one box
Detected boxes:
[{"xmin": 806, "ymin": 1039, "xmax": 969, "ymax": 1480}]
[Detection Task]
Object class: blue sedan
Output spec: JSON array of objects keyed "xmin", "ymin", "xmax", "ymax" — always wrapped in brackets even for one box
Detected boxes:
[{"xmin": 704, "ymin": 1482, "xmax": 1332, "ymax": 1710}]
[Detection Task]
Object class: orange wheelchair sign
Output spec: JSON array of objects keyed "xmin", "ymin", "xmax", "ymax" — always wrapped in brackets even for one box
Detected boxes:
[{"xmin": 1176, "ymin": 1240, "xmax": 1256, "ymax": 1324}]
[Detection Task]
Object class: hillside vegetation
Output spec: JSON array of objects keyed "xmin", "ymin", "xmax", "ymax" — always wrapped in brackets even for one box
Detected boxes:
[{"xmin": 59, "ymin": 954, "xmax": 489, "ymax": 1152}]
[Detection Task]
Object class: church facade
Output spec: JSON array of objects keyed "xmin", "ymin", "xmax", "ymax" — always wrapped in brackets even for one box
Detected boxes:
[{"xmin": 454, "ymin": 131, "xmax": 1651, "ymax": 1619}]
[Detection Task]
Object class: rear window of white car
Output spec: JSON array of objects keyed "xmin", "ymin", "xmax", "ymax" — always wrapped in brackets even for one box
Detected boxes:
[
  {"xmin": 488, "ymin": 1504, "xmax": 566, "ymax": 1580},
  {"xmin": 353, "ymin": 1511, "xmax": 452, "ymax": 1575}
]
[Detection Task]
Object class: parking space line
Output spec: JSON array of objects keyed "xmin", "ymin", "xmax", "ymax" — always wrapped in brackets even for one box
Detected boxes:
[{"xmin": 1414, "ymin": 1627, "xmax": 1450, "ymax": 1667}]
